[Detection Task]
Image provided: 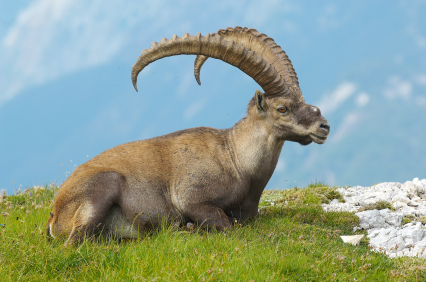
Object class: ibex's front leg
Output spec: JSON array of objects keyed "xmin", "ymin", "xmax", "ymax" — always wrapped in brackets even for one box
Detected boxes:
[{"xmin": 185, "ymin": 203, "xmax": 232, "ymax": 231}]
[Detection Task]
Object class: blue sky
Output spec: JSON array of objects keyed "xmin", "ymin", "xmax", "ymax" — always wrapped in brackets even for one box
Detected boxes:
[{"xmin": 1, "ymin": 0, "xmax": 426, "ymax": 194}]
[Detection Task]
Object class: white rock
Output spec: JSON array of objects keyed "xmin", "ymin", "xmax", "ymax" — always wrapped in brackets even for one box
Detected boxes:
[
  {"xmin": 340, "ymin": 235, "xmax": 364, "ymax": 246},
  {"xmin": 421, "ymin": 179, "xmax": 426, "ymax": 190},
  {"xmin": 380, "ymin": 209, "xmax": 402, "ymax": 226},
  {"xmin": 400, "ymin": 206, "xmax": 417, "ymax": 215},
  {"xmin": 368, "ymin": 228, "xmax": 381, "ymax": 237},
  {"xmin": 408, "ymin": 200, "xmax": 420, "ymax": 207},
  {"xmin": 411, "ymin": 238, "xmax": 426, "ymax": 257},
  {"xmin": 379, "ymin": 235, "xmax": 405, "ymax": 252},
  {"xmin": 393, "ymin": 201, "xmax": 407, "ymax": 209},
  {"xmin": 392, "ymin": 194, "xmax": 410, "ymax": 203},
  {"xmin": 416, "ymin": 206, "xmax": 426, "ymax": 216},
  {"xmin": 356, "ymin": 210, "xmax": 387, "ymax": 229},
  {"xmin": 416, "ymin": 181, "xmax": 426, "ymax": 198},
  {"xmin": 403, "ymin": 222, "xmax": 414, "ymax": 228},
  {"xmin": 400, "ymin": 225, "xmax": 425, "ymax": 246},
  {"xmin": 369, "ymin": 228, "xmax": 394, "ymax": 246},
  {"xmin": 362, "ymin": 198, "xmax": 378, "ymax": 206},
  {"xmin": 411, "ymin": 195, "xmax": 422, "ymax": 201},
  {"xmin": 401, "ymin": 181, "xmax": 418, "ymax": 199},
  {"xmin": 371, "ymin": 236, "xmax": 403, "ymax": 253}
]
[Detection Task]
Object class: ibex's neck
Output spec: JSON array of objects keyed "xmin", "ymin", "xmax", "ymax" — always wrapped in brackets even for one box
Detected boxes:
[{"xmin": 227, "ymin": 115, "xmax": 284, "ymax": 189}]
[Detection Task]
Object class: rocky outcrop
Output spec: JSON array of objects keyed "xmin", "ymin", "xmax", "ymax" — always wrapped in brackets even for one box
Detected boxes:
[{"xmin": 323, "ymin": 178, "xmax": 426, "ymax": 258}]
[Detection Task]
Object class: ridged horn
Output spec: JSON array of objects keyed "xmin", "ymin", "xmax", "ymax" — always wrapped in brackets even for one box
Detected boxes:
[
  {"xmin": 194, "ymin": 55, "xmax": 208, "ymax": 85},
  {"xmin": 194, "ymin": 27, "xmax": 300, "ymax": 94},
  {"xmin": 131, "ymin": 32, "xmax": 289, "ymax": 96}
]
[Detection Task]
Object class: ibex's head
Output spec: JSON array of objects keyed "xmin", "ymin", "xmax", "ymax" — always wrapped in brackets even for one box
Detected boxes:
[
  {"xmin": 131, "ymin": 27, "xmax": 329, "ymax": 145},
  {"xmin": 248, "ymin": 89, "xmax": 329, "ymax": 145}
]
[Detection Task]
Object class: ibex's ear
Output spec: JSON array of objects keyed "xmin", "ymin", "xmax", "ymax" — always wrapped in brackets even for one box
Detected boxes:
[{"xmin": 254, "ymin": 89, "xmax": 267, "ymax": 116}]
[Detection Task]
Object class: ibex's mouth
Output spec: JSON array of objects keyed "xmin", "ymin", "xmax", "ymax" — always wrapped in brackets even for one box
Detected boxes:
[{"xmin": 310, "ymin": 133, "xmax": 328, "ymax": 144}]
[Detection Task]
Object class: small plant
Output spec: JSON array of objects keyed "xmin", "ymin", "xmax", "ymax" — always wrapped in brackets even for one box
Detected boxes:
[
  {"xmin": 358, "ymin": 201, "xmax": 395, "ymax": 212},
  {"xmin": 307, "ymin": 180, "xmax": 328, "ymax": 188},
  {"xmin": 375, "ymin": 201, "xmax": 394, "ymax": 210},
  {"xmin": 401, "ymin": 218, "xmax": 411, "ymax": 225},
  {"xmin": 418, "ymin": 216, "xmax": 426, "ymax": 224},
  {"xmin": 324, "ymin": 189, "xmax": 345, "ymax": 203},
  {"xmin": 402, "ymin": 215, "xmax": 415, "ymax": 225}
]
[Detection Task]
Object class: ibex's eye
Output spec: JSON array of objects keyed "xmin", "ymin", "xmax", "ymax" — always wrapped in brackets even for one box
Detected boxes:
[{"xmin": 277, "ymin": 107, "xmax": 287, "ymax": 113}]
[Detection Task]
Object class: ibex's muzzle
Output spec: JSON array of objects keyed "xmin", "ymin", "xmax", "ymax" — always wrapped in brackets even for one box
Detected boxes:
[{"xmin": 310, "ymin": 119, "xmax": 330, "ymax": 144}]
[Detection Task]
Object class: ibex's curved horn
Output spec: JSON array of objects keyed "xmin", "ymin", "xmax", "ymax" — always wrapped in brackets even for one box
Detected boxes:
[
  {"xmin": 194, "ymin": 55, "xmax": 208, "ymax": 85},
  {"xmin": 194, "ymin": 27, "xmax": 300, "ymax": 95},
  {"xmin": 131, "ymin": 32, "xmax": 289, "ymax": 96}
]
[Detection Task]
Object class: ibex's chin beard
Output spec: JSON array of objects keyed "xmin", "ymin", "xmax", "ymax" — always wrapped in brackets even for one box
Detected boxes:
[{"xmin": 309, "ymin": 133, "xmax": 328, "ymax": 144}]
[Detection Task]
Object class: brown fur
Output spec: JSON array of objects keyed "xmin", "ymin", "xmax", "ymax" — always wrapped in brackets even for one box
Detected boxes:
[{"xmin": 47, "ymin": 90, "xmax": 329, "ymax": 245}]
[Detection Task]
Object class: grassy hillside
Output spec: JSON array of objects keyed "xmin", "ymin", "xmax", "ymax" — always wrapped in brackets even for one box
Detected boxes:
[{"xmin": 0, "ymin": 183, "xmax": 425, "ymax": 281}]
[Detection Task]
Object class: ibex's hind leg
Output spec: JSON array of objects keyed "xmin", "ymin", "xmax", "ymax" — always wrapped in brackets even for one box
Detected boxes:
[
  {"xmin": 64, "ymin": 172, "xmax": 123, "ymax": 246},
  {"xmin": 65, "ymin": 202, "xmax": 100, "ymax": 246}
]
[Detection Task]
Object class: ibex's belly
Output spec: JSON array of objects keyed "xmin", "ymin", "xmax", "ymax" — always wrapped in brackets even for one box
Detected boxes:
[
  {"xmin": 102, "ymin": 202, "xmax": 183, "ymax": 238},
  {"xmin": 102, "ymin": 205, "xmax": 140, "ymax": 239},
  {"xmin": 109, "ymin": 177, "xmax": 183, "ymax": 233}
]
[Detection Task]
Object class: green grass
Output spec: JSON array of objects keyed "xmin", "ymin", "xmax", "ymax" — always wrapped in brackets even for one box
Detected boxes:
[{"xmin": 1, "ymin": 183, "xmax": 425, "ymax": 281}]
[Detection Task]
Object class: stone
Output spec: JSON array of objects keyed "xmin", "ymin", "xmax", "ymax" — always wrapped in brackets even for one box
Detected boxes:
[
  {"xmin": 392, "ymin": 194, "xmax": 410, "ymax": 203},
  {"xmin": 340, "ymin": 235, "xmax": 364, "ymax": 246},
  {"xmin": 421, "ymin": 179, "xmax": 426, "ymax": 191},
  {"xmin": 380, "ymin": 210, "xmax": 402, "ymax": 227},
  {"xmin": 401, "ymin": 181, "xmax": 418, "ymax": 199},
  {"xmin": 356, "ymin": 210, "xmax": 387, "ymax": 229},
  {"xmin": 408, "ymin": 200, "xmax": 420, "ymax": 207},
  {"xmin": 386, "ymin": 236, "xmax": 406, "ymax": 252},
  {"xmin": 393, "ymin": 201, "xmax": 407, "ymax": 209}
]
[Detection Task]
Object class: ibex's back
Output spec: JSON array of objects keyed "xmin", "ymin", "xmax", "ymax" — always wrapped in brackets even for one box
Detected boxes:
[{"xmin": 47, "ymin": 27, "xmax": 330, "ymax": 245}]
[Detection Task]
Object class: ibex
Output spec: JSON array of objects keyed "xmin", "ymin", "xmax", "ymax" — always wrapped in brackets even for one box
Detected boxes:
[{"xmin": 46, "ymin": 27, "xmax": 330, "ymax": 245}]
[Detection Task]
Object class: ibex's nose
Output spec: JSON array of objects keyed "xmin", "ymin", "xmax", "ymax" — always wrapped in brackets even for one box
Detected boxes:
[{"xmin": 320, "ymin": 122, "xmax": 330, "ymax": 133}]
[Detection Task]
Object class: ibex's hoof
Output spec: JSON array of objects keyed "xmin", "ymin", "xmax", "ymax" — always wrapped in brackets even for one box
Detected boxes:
[{"xmin": 182, "ymin": 222, "xmax": 196, "ymax": 232}]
